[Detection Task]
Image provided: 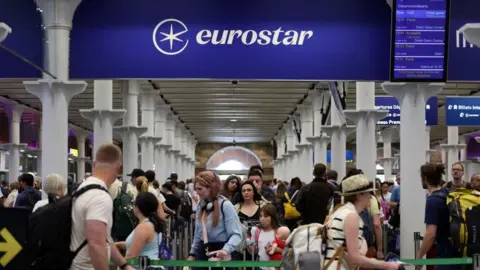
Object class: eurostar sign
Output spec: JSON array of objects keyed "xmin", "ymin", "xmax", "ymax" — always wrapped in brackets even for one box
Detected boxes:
[{"xmin": 152, "ymin": 18, "xmax": 314, "ymax": 56}]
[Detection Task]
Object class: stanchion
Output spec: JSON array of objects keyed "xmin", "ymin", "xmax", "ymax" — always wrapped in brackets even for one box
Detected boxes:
[
  {"xmin": 414, "ymin": 232, "xmax": 422, "ymax": 258},
  {"xmin": 473, "ymin": 254, "xmax": 480, "ymax": 270},
  {"xmin": 138, "ymin": 256, "xmax": 149, "ymax": 270}
]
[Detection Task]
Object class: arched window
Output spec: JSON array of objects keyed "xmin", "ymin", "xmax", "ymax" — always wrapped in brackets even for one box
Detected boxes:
[{"xmin": 206, "ymin": 146, "xmax": 262, "ymax": 171}]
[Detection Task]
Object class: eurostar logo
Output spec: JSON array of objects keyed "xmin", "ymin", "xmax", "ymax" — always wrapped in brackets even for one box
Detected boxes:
[{"xmin": 152, "ymin": 18, "xmax": 189, "ymax": 56}]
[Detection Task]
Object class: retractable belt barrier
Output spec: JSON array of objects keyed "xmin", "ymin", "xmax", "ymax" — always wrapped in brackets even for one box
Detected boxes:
[{"xmin": 122, "ymin": 256, "xmax": 478, "ymax": 270}]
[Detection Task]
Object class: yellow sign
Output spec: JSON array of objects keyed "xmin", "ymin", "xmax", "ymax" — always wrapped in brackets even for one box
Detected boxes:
[{"xmin": 0, "ymin": 228, "xmax": 22, "ymax": 267}]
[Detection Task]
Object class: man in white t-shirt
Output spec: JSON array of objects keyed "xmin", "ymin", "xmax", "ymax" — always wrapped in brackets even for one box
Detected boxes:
[{"xmin": 70, "ymin": 144, "xmax": 134, "ymax": 270}]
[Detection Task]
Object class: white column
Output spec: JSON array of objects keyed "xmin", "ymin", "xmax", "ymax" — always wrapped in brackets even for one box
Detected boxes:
[
  {"xmin": 113, "ymin": 81, "xmax": 147, "ymax": 181},
  {"xmin": 166, "ymin": 113, "xmax": 177, "ymax": 176},
  {"xmin": 322, "ymin": 94, "xmax": 355, "ymax": 181},
  {"xmin": 174, "ymin": 122, "xmax": 184, "ymax": 180},
  {"xmin": 80, "ymin": 81, "xmax": 125, "ymax": 157},
  {"xmin": 440, "ymin": 126, "xmax": 467, "ymax": 180},
  {"xmin": 382, "ymin": 82, "xmax": 443, "ymax": 260},
  {"xmin": 345, "ymin": 82, "xmax": 388, "ymax": 181},
  {"xmin": 378, "ymin": 129, "xmax": 396, "ymax": 182},
  {"xmin": 297, "ymin": 104, "xmax": 314, "ymax": 183},
  {"xmin": 139, "ymin": 89, "xmax": 161, "ymax": 170},
  {"xmin": 154, "ymin": 103, "xmax": 170, "ymax": 181},
  {"xmin": 190, "ymin": 137, "xmax": 197, "ymax": 178},
  {"xmin": 4, "ymin": 104, "xmax": 27, "ymax": 182},
  {"xmin": 274, "ymin": 133, "xmax": 283, "ymax": 180},
  {"xmin": 180, "ymin": 128, "xmax": 189, "ymax": 179},
  {"xmin": 307, "ymin": 90, "xmax": 330, "ymax": 165},
  {"xmin": 24, "ymin": 0, "xmax": 86, "ymax": 183},
  {"xmin": 74, "ymin": 129, "xmax": 89, "ymax": 182},
  {"xmin": 277, "ymin": 130, "xmax": 287, "ymax": 180},
  {"xmin": 460, "ymin": 135, "xmax": 468, "ymax": 161},
  {"xmin": 284, "ymin": 120, "xmax": 296, "ymax": 180}
]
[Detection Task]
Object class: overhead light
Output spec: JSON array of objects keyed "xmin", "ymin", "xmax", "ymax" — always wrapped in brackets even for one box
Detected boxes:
[{"xmin": 230, "ymin": 119, "xmax": 237, "ymax": 122}]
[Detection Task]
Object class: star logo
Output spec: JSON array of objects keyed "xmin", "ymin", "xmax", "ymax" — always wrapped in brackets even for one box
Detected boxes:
[{"xmin": 152, "ymin": 18, "xmax": 189, "ymax": 56}]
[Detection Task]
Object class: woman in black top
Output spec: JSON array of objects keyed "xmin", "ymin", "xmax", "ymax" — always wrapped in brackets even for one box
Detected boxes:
[{"xmin": 162, "ymin": 182, "xmax": 182, "ymax": 213}]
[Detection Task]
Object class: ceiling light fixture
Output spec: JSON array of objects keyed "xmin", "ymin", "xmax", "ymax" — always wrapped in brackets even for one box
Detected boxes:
[{"xmin": 230, "ymin": 119, "xmax": 237, "ymax": 122}]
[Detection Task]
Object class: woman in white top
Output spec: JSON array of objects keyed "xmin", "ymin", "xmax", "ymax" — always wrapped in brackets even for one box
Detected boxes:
[
  {"xmin": 32, "ymin": 174, "xmax": 66, "ymax": 212},
  {"xmin": 326, "ymin": 173, "xmax": 400, "ymax": 270}
]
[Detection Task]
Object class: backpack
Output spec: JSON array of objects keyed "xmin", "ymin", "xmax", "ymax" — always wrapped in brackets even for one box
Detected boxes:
[
  {"xmin": 446, "ymin": 188, "xmax": 480, "ymax": 256},
  {"xmin": 179, "ymin": 190, "xmax": 193, "ymax": 219},
  {"xmin": 359, "ymin": 209, "xmax": 375, "ymax": 247},
  {"xmin": 112, "ymin": 182, "xmax": 138, "ymax": 241},
  {"xmin": 24, "ymin": 189, "xmax": 42, "ymax": 211},
  {"xmin": 284, "ymin": 191, "xmax": 301, "ymax": 220},
  {"xmin": 282, "ymin": 223, "xmax": 346, "ymax": 270},
  {"xmin": 27, "ymin": 184, "xmax": 108, "ymax": 270}
]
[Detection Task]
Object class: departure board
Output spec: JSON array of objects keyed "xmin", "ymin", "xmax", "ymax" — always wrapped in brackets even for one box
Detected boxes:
[{"xmin": 391, "ymin": 0, "xmax": 450, "ymax": 81}]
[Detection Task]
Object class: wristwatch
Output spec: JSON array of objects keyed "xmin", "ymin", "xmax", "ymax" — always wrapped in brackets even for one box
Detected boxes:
[{"xmin": 119, "ymin": 262, "xmax": 129, "ymax": 269}]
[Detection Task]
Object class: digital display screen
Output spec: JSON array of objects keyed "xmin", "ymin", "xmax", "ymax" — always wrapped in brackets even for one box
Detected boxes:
[{"xmin": 390, "ymin": 0, "xmax": 450, "ymax": 81}]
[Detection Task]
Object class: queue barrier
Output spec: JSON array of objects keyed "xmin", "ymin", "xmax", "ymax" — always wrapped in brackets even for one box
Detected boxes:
[{"xmin": 117, "ymin": 255, "xmax": 479, "ymax": 270}]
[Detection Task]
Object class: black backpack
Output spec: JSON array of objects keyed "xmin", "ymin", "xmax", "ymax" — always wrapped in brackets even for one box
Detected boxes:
[
  {"xmin": 24, "ymin": 189, "xmax": 42, "ymax": 211},
  {"xmin": 112, "ymin": 182, "xmax": 138, "ymax": 241},
  {"xmin": 27, "ymin": 184, "xmax": 108, "ymax": 270},
  {"xmin": 179, "ymin": 190, "xmax": 193, "ymax": 219}
]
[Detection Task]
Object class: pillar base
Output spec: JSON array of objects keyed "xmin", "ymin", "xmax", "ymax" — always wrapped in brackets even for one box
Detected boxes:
[
  {"xmin": 80, "ymin": 109, "xmax": 126, "ymax": 124},
  {"xmin": 24, "ymin": 79, "xmax": 87, "ymax": 102},
  {"xmin": 439, "ymin": 144, "xmax": 467, "ymax": 152},
  {"xmin": 296, "ymin": 143, "xmax": 312, "ymax": 150},
  {"xmin": 459, "ymin": 23, "xmax": 480, "ymax": 47},
  {"xmin": 288, "ymin": 149, "xmax": 299, "ymax": 155},
  {"xmin": 0, "ymin": 143, "xmax": 28, "ymax": 151},
  {"xmin": 321, "ymin": 125, "xmax": 356, "ymax": 137},
  {"xmin": 139, "ymin": 136, "xmax": 162, "ymax": 145},
  {"xmin": 344, "ymin": 109, "xmax": 389, "ymax": 123},
  {"xmin": 155, "ymin": 144, "xmax": 172, "ymax": 150},
  {"xmin": 378, "ymin": 157, "xmax": 396, "ymax": 166},
  {"xmin": 113, "ymin": 126, "xmax": 148, "ymax": 137}
]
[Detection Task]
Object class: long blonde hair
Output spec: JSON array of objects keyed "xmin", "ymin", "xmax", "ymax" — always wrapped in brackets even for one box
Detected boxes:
[{"xmin": 135, "ymin": 176, "xmax": 149, "ymax": 193}]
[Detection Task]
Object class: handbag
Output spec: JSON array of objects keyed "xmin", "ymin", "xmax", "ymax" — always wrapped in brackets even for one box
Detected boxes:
[{"xmin": 201, "ymin": 211, "xmax": 232, "ymax": 261}]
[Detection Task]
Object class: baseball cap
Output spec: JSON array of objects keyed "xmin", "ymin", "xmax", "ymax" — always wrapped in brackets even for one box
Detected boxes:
[
  {"xmin": 127, "ymin": 168, "xmax": 145, "ymax": 178},
  {"xmin": 167, "ymin": 173, "xmax": 178, "ymax": 180}
]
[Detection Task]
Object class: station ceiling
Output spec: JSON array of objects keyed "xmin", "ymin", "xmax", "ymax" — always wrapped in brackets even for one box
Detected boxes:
[{"xmin": 0, "ymin": 79, "xmax": 479, "ymax": 145}]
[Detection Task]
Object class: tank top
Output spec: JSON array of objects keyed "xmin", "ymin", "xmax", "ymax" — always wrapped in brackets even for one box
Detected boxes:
[
  {"xmin": 126, "ymin": 219, "xmax": 162, "ymax": 260},
  {"xmin": 326, "ymin": 202, "xmax": 368, "ymax": 270}
]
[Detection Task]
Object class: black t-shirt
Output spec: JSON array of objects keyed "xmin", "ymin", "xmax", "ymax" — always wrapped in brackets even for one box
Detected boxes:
[{"xmin": 163, "ymin": 193, "xmax": 182, "ymax": 212}]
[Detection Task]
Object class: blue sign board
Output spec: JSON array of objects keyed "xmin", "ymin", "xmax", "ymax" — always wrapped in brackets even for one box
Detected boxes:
[
  {"xmin": 447, "ymin": 0, "xmax": 480, "ymax": 82},
  {"xmin": 391, "ymin": 0, "xmax": 450, "ymax": 81},
  {"xmin": 445, "ymin": 97, "xmax": 480, "ymax": 126},
  {"xmin": 0, "ymin": 0, "xmax": 43, "ymax": 79},
  {"xmin": 375, "ymin": 96, "xmax": 438, "ymax": 125},
  {"xmin": 325, "ymin": 150, "xmax": 354, "ymax": 163},
  {"xmin": 70, "ymin": 0, "xmax": 391, "ymax": 80}
]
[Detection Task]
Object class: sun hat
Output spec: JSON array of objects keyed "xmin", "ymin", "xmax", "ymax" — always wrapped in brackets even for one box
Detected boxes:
[{"xmin": 340, "ymin": 174, "xmax": 375, "ymax": 196}]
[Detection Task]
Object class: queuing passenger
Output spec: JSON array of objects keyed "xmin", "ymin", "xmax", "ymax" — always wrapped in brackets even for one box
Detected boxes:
[
  {"xmin": 247, "ymin": 169, "xmax": 276, "ymax": 204},
  {"xmin": 471, "ymin": 173, "xmax": 480, "ymax": 191},
  {"xmin": 221, "ymin": 175, "xmax": 241, "ymax": 203},
  {"xmin": 70, "ymin": 143, "xmax": 133, "ymax": 270},
  {"xmin": 3, "ymin": 181, "xmax": 18, "ymax": 207},
  {"xmin": 326, "ymin": 174, "xmax": 400, "ymax": 270},
  {"xmin": 14, "ymin": 173, "xmax": 42, "ymax": 210},
  {"xmin": 188, "ymin": 171, "xmax": 243, "ymax": 270},
  {"xmin": 32, "ymin": 173, "xmax": 66, "ymax": 212},
  {"xmin": 390, "ymin": 172, "xmax": 401, "ymax": 208},
  {"xmin": 444, "ymin": 162, "xmax": 467, "ymax": 191},
  {"xmin": 235, "ymin": 181, "xmax": 267, "ymax": 232},
  {"xmin": 416, "ymin": 163, "xmax": 454, "ymax": 270},
  {"xmin": 115, "ymin": 192, "xmax": 164, "ymax": 262}
]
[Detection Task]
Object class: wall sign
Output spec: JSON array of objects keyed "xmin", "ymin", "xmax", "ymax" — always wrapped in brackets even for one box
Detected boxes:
[
  {"xmin": 70, "ymin": 0, "xmax": 391, "ymax": 80},
  {"xmin": 375, "ymin": 96, "xmax": 438, "ymax": 126},
  {"xmin": 390, "ymin": 0, "xmax": 451, "ymax": 82},
  {"xmin": 445, "ymin": 97, "xmax": 480, "ymax": 126},
  {"xmin": 447, "ymin": 0, "xmax": 480, "ymax": 82}
]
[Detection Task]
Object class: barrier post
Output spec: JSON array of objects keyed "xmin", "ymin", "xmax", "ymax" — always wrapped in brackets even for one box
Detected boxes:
[
  {"xmin": 138, "ymin": 256, "xmax": 149, "ymax": 270},
  {"xmin": 414, "ymin": 232, "xmax": 421, "ymax": 258},
  {"xmin": 382, "ymin": 224, "xmax": 388, "ymax": 256},
  {"xmin": 473, "ymin": 254, "xmax": 480, "ymax": 270}
]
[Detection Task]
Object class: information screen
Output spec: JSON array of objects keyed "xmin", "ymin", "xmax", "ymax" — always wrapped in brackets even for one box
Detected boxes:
[{"xmin": 390, "ymin": 0, "xmax": 450, "ymax": 82}]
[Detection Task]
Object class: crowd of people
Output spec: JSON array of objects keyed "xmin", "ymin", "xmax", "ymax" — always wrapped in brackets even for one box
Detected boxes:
[{"xmin": 1, "ymin": 144, "xmax": 479, "ymax": 270}]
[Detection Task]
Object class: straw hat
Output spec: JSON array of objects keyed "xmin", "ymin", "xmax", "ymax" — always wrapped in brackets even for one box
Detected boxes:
[{"xmin": 340, "ymin": 174, "xmax": 375, "ymax": 196}]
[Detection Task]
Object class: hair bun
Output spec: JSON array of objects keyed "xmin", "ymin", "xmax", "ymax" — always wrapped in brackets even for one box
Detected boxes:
[{"xmin": 435, "ymin": 163, "xmax": 446, "ymax": 175}]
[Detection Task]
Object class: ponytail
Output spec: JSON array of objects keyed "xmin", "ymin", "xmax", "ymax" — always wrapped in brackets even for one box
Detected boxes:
[
  {"xmin": 148, "ymin": 211, "xmax": 165, "ymax": 233},
  {"xmin": 47, "ymin": 193, "xmax": 57, "ymax": 204},
  {"xmin": 136, "ymin": 176, "xmax": 149, "ymax": 193}
]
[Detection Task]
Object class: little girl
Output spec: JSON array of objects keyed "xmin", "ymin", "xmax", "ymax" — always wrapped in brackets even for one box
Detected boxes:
[{"xmin": 250, "ymin": 204, "xmax": 281, "ymax": 270}]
